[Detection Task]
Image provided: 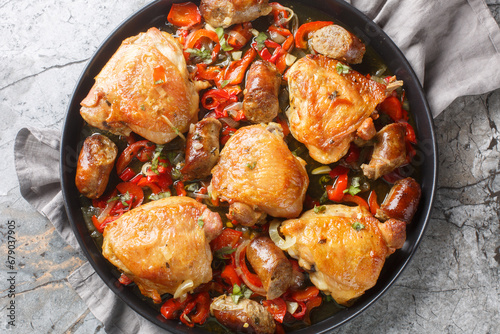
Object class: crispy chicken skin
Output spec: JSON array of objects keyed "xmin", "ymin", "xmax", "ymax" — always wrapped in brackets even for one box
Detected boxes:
[
  {"xmin": 210, "ymin": 123, "xmax": 309, "ymax": 221},
  {"xmin": 200, "ymin": 0, "xmax": 272, "ymax": 28},
  {"xmin": 80, "ymin": 28, "xmax": 202, "ymax": 144},
  {"xmin": 280, "ymin": 205, "xmax": 406, "ymax": 306},
  {"xmin": 286, "ymin": 55, "xmax": 386, "ymax": 164},
  {"xmin": 102, "ymin": 196, "xmax": 222, "ymax": 303}
]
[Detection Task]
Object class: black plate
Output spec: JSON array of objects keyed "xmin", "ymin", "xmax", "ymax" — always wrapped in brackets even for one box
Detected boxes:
[{"xmin": 60, "ymin": 0, "xmax": 437, "ymax": 332}]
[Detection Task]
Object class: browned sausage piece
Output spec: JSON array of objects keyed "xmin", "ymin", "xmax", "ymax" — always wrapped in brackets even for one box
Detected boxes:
[
  {"xmin": 310, "ymin": 24, "xmax": 366, "ymax": 64},
  {"xmin": 377, "ymin": 218, "xmax": 407, "ymax": 254},
  {"xmin": 75, "ymin": 134, "xmax": 118, "ymax": 199},
  {"xmin": 181, "ymin": 117, "xmax": 222, "ymax": 181},
  {"xmin": 210, "ymin": 295, "xmax": 275, "ymax": 334},
  {"xmin": 242, "ymin": 60, "xmax": 281, "ymax": 124},
  {"xmin": 246, "ymin": 236, "xmax": 293, "ymax": 300},
  {"xmin": 200, "ymin": 0, "xmax": 272, "ymax": 28},
  {"xmin": 376, "ymin": 177, "xmax": 422, "ymax": 223},
  {"xmin": 227, "ymin": 202, "xmax": 267, "ymax": 226},
  {"xmin": 361, "ymin": 123, "xmax": 407, "ymax": 180}
]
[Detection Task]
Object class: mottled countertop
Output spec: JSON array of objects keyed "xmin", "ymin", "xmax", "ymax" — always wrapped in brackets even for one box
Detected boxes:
[{"xmin": 1, "ymin": 0, "xmax": 499, "ymax": 333}]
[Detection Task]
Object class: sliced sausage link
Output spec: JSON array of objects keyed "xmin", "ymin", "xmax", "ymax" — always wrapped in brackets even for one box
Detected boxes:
[{"xmin": 376, "ymin": 177, "xmax": 421, "ymax": 223}]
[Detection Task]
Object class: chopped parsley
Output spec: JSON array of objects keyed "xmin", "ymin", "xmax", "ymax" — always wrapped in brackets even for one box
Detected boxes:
[
  {"xmin": 220, "ymin": 80, "xmax": 230, "ymax": 88},
  {"xmin": 352, "ymin": 221, "xmax": 365, "ymax": 231},
  {"xmin": 154, "ymin": 79, "xmax": 165, "ymax": 85},
  {"xmin": 107, "ymin": 192, "xmax": 131, "ymax": 207},
  {"xmin": 246, "ymin": 161, "xmax": 257, "ymax": 170},
  {"xmin": 344, "ymin": 176, "xmax": 361, "ymax": 196},
  {"xmin": 336, "ymin": 63, "xmax": 351, "ymax": 74},
  {"xmin": 186, "ymin": 47, "xmax": 212, "ymax": 61},
  {"xmin": 214, "ymin": 246, "xmax": 237, "ymax": 259},
  {"xmin": 216, "ymin": 27, "xmax": 234, "ymax": 52},
  {"xmin": 140, "ymin": 104, "xmax": 146, "ymax": 110},
  {"xmin": 314, "ymin": 205, "xmax": 326, "ymax": 214},
  {"xmin": 148, "ymin": 191, "xmax": 171, "ymax": 201},
  {"xmin": 255, "ymin": 32, "xmax": 267, "ymax": 50},
  {"xmin": 197, "ymin": 218, "xmax": 204, "ymax": 228},
  {"xmin": 150, "ymin": 145, "xmax": 165, "ymax": 175},
  {"xmin": 231, "ymin": 284, "xmax": 252, "ymax": 304}
]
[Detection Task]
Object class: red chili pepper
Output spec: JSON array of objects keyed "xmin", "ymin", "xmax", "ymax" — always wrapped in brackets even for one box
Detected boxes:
[
  {"xmin": 342, "ymin": 194, "xmax": 369, "ymax": 209},
  {"xmin": 223, "ymin": 47, "xmax": 257, "ymax": 85},
  {"xmin": 167, "ymin": 2, "xmax": 201, "ymax": 27},
  {"xmin": 118, "ymin": 273, "xmax": 133, "ymax": 285},
  {"xmin": 174, "ymin": 180, "xmax": 187, "ymax": 196},
  {"xmin": 291, "ymin": 286, "xmax": 320, "ymax": 302},
  {"xmin": 295, "ymin": 21, "xmax": 333, "ymax": 49},
  {"xmin": 185, "ymin": 29, "xmax": 221, "ymax": 63},
  {"xmin": 119, "ymin": 167, "xmax": 136, "ymax": 182},
  {"xmin": 116, "ymin": 140, "xmax": 155, "ymax": 174},
  {"xmin": 368, "ymin": 190, "xmax": 380, "ymax": 215},
  {"xmin": 326, "ymin": 173, "xmax": 348, "ymax": 202},
  {"xmin": 304, "ymin": 295, "xmax": 323, "ymax": 325},
  {"xmin": 344, "ymin": 143, "xmax": 360, "ymax": 163},
  {"xmin": 227, "ymin": 22, "xmax": 253, "ymax": 50},
  {"xmin": 263, "ymin": 298, "xmax": 287, "ymax": 323},
  {"xmin": 221, "ymin": 264, "xmax": 243, "ymax": 287}
]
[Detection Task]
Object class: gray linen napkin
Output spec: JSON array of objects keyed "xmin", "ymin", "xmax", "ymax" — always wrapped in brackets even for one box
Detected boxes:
[{"xmin": 14, "ymin": 0, "xmax": 500, "ymax": 333}]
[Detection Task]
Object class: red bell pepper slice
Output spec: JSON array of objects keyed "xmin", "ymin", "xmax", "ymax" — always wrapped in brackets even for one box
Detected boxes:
[
  {"xmin": 378, "ymin": 96, "xmax": 405, "ymax": 122},
  {"xmin": 270, "ymin": 2, "xmax": 290, "ymax": 28},
  {"xmin": 344, "ymin": 143, "xmax": 360, "ymax": 163},
  {"xmin": 119, "ymin": 167, "xmax": 136, "ymax": 182},
  {"xmin": 290, "ymin": 286, "xmax": 320, "ymax": 302},
  {"xmin": 211, "ymin": 228, "xmax": 243, "ymax": 252},
  {"xmin": 368, "ymin": 190, "xmax": 380, "ymax": 215},
  {"xmin": 329, "ymin": 166, "xmax": 350, "ymax": 178},
  {"xmin": 304, "ymin": 295, "xmax": 323, "ymax": 325},
  {"xmin": 185, "ymin": 29, "xmax": 221, "ymax": 63},
  {"xmin": 116, "ymin": 140, "xmax": 155, "ymax": 174},
  {"xmin": 326, "ymin": 173, "xmax": 348, "ymax": 202},
  {"xmin": 342, "ymin": 194, "xmax": 369, "ymax": 209},
  {"xmin": 291, "ymin": 301, "xmax": 307, "ymax": 319},
  {"xmin": 137, "ymin": 176, "xmax": 162, "ymax": 194},
  {"xmin": 382, "ymin": 168, "xmax": 405, "ymax": 184},
  {"xmin": 402, "ymin": 121, "xmax": 417, "ymax": 144},
  {"xmin": 174, "ymin": 180, "xmax": 187, "ymax": 196},
  {"xmin": 221, "ymin": 264, "xmax": 243, "ymax": 287},
  {"xmin": 239, "ymin": 247, "xmax": 263, "ymax": 288},
  {"xmin": 116, "ymin": 182, "xmax": 144, "ymax": 208},
  {"xmin": 201, "ymin": 87, "xmax": 241, "ymax": 118},
  {"xmin": 188, "ymin": 292, "xmax": 210, "ymax": 325},
  {"xmin": 167, "ymin": 2, "xmax": 201, "ymax": 27},
  {"xmin": 223, "ymin": 47, "xmax": 257, "ymax": 85},
  {"xmin": 195, "ymin": 63, "xmax": 223, "ymax": 85},
  {"xmin": 227, "ymin": 22, "xmax": 253, "ymax": 50},
  {"xmin": 161, "ymin": 296, "xmax": 192, "ymax": 320},
  {"xmin": 118, "ymin": 273, "xmax": 133, "ymax": 286},
  {"xmin": 295, "ymin": 21, "xmax": 333, "ymax": 49},
  {"xmin": 263, "ymin": 298, "xmax": 287, "ymax": 323}
]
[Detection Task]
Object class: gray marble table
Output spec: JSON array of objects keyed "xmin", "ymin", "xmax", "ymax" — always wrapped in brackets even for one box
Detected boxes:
[{"xmin": 1, "ymin": 0, "xmax": 499, "ymax": 333}]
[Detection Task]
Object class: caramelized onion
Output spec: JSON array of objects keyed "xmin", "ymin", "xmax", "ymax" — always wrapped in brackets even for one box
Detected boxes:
[
  {"xmin": 173, "ymin": 279, "xmax": 194, "ymax": 299},
  {"xmin": 269, "ymin": 220, "xmax": 296, "ymax": 250}
]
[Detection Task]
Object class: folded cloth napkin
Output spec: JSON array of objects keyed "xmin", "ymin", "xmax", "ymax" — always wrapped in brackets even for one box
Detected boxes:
[{"xmin": 14, "ymin": 0, "xmax": 500, "ymax": 333}]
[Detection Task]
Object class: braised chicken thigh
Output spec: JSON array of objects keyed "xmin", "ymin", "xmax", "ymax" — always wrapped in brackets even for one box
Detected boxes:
[
  {"xmin": 102, "ymin": 196, "xmax": 222, "ymax": 303},
  {"xmin": 80, "ymin": 27, "xmax": 204, "ymax": 144},
  {"xmin": 287, "ymin": 55, "xmax": 387, "ymax": 164},
  {"xmin": 210, "ymin": 123, "xmax": 309, "ymax": 224},
  {"xmin": 280, "ymin": 205, "xmax": 406, "ymax": 306},
  {"xmin": 200, "ymin": 0, "xmax": 272, "ymax": 28}
]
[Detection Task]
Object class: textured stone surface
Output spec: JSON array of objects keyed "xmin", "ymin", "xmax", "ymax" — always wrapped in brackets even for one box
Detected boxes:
[{"xmin": 0, "ymin": 0, "xmax": 499, "ymax": 333}]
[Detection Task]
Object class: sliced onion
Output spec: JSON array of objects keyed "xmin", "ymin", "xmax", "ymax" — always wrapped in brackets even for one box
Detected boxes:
[
  {"xmin": 311, "ymin": 166, "xmax": 331, "ymax": 175},
  {"xmin": 173, "ymin": 279, "xmax": 194, "ymax": 299},
  {"xmin": 269, "ymin": 30, "xmax": 286, "ymax": 44},
  {"xmin": 97, "ymin": 199, "xmax": 117, "ymax": 223},
  {"xmin": 155, "ymin": 85, "xmax": 167, "ymax": 98},
  {"xmin": 269, "ymin": 220, "xmax": 296, "ymax": 250},
  {"xmin": 285, "ymin": 53, "xmax": 297, "ymax": 66},
  {"xmin": 234, "ymin": 240, "xmax": 267, "ymax": 296},
  {"xmin": 141, "ymin": 162, "xmax": 152, "ymax": 176},
  {"xmin": 286, "ymin": 301, "xmax": 299, "ymax": 315},
  {"xmin": 204, "ymin": 23, "xmax": 216, "ymax": 33},
  {"xmin": 228, "ymin": 30, "xmax": 247, "ymax": 46},
  {"xmin": 250, "ymin": 29, "xmax": 260, "ymax": 37}
]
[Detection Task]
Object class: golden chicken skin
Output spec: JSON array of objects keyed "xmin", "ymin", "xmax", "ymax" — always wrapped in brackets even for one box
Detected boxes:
[
  {"xmin": 80, "ymin": 27, "xmax": 206, "ymax": 144},
  {"xmin": 280, "ymin": 204, "xmax": 406, "ymax": 306},
  {"xmin": 287, "ymin": 55, "xmax": 387, "ymax": 164},
  {"xmin": 210, "ymin": 123, "xmax": 309, "ymax": 225},
  {"xmin": 102, "ymin": 196, "xmax": 222, "ymax": 303}
]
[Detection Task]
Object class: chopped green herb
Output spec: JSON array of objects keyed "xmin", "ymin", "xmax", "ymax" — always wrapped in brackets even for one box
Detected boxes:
[
  {"xmin": 352, "ymin": 221, "xmax": 365, "ymax": 231},
  {"xmin": 140, "ymin": 104, "xmax": 146, "ymax": 110},
  {"xmin": 230, "ymin": 284, "xmax": 252, "ymax": 304},
  {"xmin": 344, "ymin": 176, "xmax": 361, "ymax": 196},
  {"xmin": 186, "ymin": 47, "xmax": 212, "ymax": 61},
  {"xmin": 154, "ymin": 79, "xmax": 165, "ymax": 85},
  {"xmin": 319, "ymin": 191, "xmax": 329, "ymax": 204},
  {"xmin": 336, "ymin": 63, "xmax": 351, "ymax": 74},
  {"xmin": 246, "ymin": 161, "xmax": 257, "ymax": 170},
  {"xmin": 150, "ymin": 145, "xmax": 165, "ymax": 175},
  {"xmin": 216, "ymin": 27, "xmax": 234, "ymax": 52},
  {"xmin": 184, "ymin": 182, "xmax": 199, "ymax": 193},
  {"xmin": 255, "ymin": 32, "xmax": 267, "ymax": 50},
  {"xmin": 220, "ymin": 80, "xmax": 230, "ymax": 88},
  {"xmin": 197, "ymin": 218, "xmax": 204, "ymax": 228},
  {"xmin": 171, "ymin": 167, "xmax": 182, "ymax": 180},
  {"xmin": 214, "ymin": 246, "xmax": 237, "ymax": 259},
  {"xmin": 319, "ymin": 175, "xmax": 332, "ymax": 185},
  {"xmin": 148, "ymin": 191, "xmax": 171, "ymax": 201},
  {"xmin": 314, "ymin": 205, "xmax": 326, "ymax": 214}
]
